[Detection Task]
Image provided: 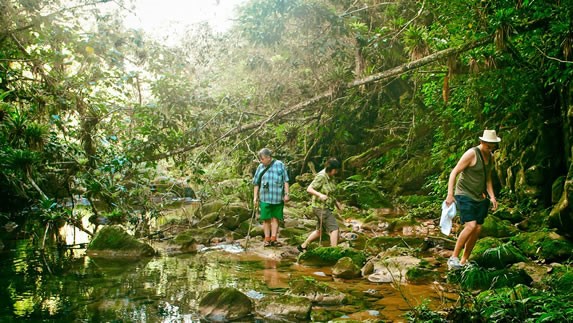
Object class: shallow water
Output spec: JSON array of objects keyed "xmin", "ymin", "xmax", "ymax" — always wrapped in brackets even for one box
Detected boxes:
[{"xmin": 0, "ymin": 237, "xmax": 457, "ymax": 322}]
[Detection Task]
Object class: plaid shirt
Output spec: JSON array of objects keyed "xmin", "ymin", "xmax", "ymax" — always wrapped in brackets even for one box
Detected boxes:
[
  {"xmin": 309, "ymin": 169, "xmax": 337, "ymax": 209},
  {"xmin": 253, "ymin": 160, "xmax": 289, "ymax": 204}
]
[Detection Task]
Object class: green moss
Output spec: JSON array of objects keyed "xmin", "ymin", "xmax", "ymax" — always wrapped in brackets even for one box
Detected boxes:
[
  {"xmin": 510, "ymin": 231, "xmax": 573, "ymax": 262},
  {"xmin": 473, "ymin": 242, "xmax": 528, "ymax": 269},
  {"xmin": 406, "ymin": 267, "xmax": 439, "ymax": 284},
  {"xmin": 298, "ymin": 246, "xmax": 367, "ymax": 266},
  {"xmin": 337, "ymin": 180, "xmax": 392, "ymax": 209},
  {"xmin": 481, "ymin": 215, "xmax": 519, "ymax": 238},
  {"xmin": 364, "ymin": 236, "xmax": 425, "ymax": 255},
  {"xmin": 544, "ymin": 265, "xmax": 573, "ymax": 294},
  {"xmin": 89, "ymin": 226, "xmax": 144, "ymax": 250}
]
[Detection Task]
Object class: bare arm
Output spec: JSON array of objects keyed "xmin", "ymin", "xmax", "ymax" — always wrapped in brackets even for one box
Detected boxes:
[
  {"xmin": 486, "ymin": 167, "xmax": 498, "ymax": 210},
  {"xmin": 283, "ymin": 182, "xmax": 290, "ymax": 202},
  {"xmin": 253, "ymin": 186, "xmax": 259, "ymax": 205},
  {"xmin": 307, "ymin": 185, "xmax": 327, "ymax": 201}
]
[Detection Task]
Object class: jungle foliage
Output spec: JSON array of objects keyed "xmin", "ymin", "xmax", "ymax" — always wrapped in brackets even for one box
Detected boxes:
[{"xmin": 1, "ymin": 0, "xmax": 572, "ymax": 247}]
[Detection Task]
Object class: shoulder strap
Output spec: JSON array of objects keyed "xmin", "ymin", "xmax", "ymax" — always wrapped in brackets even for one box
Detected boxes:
[
  {"xmin": 474, "ymin": 147, "xmax": 489, "ymax": 194},
  {"xmin": 256, "ymin": 160, "xmax": 275, "ymax": 187}
]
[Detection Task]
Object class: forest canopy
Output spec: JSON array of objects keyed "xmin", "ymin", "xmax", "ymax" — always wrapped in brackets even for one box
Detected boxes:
[{"xmin": 1, "ymin": 0, "xmax": 573, "ymax": 239}]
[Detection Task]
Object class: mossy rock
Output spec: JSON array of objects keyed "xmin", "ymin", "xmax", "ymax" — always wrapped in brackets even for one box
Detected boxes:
[
  {"xmin": 196, "ymin": 212, "xmax": 220, "ymax": 228},
  {"xmin": 491, "ymin": 206, "xmax": 525, "ymax": 224},
  {"xmin": 338, "ymin": 180, "xmax": 392, "ymax": 209},
  {"xmin": 297, "ymin": 246, "xmax": 367, "ymax": 267},
  {"xmin": 473, "ymin": 242, "xmax": 528, "ymax": 269},
  {"xmin": 448, "ymin": 266, "xmax": 532, "ymax": 290},
  {"xmin": 255, "ymin": 294, "xmax": 311, "ymax": 322},
  {"xmin": 387, "ymin": 214, "xmax": 417, "ymax": 232},
  {"xmin": 481, "ymin": 215, "xmax": 519, "ymax": 238},
  {"xmin": 87, "ymin": 226, "xmax": 155, "ymax": 257},
  {"xmin": 198, "ymin": 287, "xmax": 252, "ymax": 322},
  {"xmin": 510, "ymin": 231, "xmax": 573, "ymax": 262},
  {"xmin": 364, "ymin": 236, "xmax": 425, "ymax": 255},
  {"xmin": 174, "ymin": 227, "xmax": 226, "ymax": 246},
  {"xmin": 332, "ymin": 257, "xmax": 362, "ymax": 279},
  {"xmin": 406, "ymin": 267, "xmax": 439, "ymax": 284},
  {"xmin": 287, "ymin": 276, "xmax": 346, "ymax": 304},
  {"xmin": 472, "ymin": 237, "xmax": 504, "ymax": 257},
  {"xmin": 201, "ymin": 201, "xmax": 226, "ymax": 215},
  {"xmin": 543, "ymin": 265, "xmax": 573, "ymax": 294},
  {"xmin": 288, "ymin": 183, "xmax": 306, "ymax": 202}
]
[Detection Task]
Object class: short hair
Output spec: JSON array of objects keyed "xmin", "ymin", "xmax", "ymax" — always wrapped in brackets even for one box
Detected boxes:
[
  {"xmin": 324, "ymin": 158, "xmax": 341, "ymax": 172},
  {"xmin": 258, "ymin": 148, "xmax": 272, "ymax": 158}
]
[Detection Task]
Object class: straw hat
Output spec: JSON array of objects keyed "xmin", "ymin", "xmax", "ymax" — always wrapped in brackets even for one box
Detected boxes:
[{"xmin": 479, "ymin": 130, "xmax": 501, "ymax": 143}]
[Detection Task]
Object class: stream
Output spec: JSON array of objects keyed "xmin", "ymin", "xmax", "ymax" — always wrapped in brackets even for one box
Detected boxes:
[{"xmin": 0, "ymin": 207, "xmax": 458, "ymax": 322}]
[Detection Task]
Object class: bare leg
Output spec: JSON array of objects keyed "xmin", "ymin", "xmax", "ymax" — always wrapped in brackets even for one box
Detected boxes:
[
  {"xmin": 301, "ymin": 230, "xmax": 321, "ymax": 249},
  {"xmin": 270, "ymin": 218, "xmax": 279, "ymax": 240},
  {"xmin": 329, "ymin": 229, "xmax": 339, "ymax": 247},
  {"xmin": 460, "ymin": 225, "xmax": 482, "ymax": 264},
  {"xmin": 452, "ymin": 221, "xmax": 477, "ymax": 258},
  {"xmin": 263, "ymin": 220, "xmax": 271, "ymax": 241}
]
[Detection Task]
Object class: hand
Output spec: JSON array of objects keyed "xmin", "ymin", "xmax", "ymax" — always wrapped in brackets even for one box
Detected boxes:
[
  {"xmin": 283, "ymin": 194, "xmax": 290, "ymax": 202},
  {"xmin": 319, "ymin": 193, "xmax": 328, "ymax": 201},
  {"xmin": 445, "ymin": 195, "xmax": 455, "ymax": 206},
  {"xmin": 253, "ymin": 198, "xmax": 259, "ymax": 206},
  {"xmin": 490, "ymin": 196, "xmax": 498, "ymax": 210}
]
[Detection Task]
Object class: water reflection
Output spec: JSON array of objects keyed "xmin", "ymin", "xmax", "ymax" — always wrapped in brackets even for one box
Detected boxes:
[{"xmin": 1, "ymin": 239, "xmax": 456, "ymax": 322}]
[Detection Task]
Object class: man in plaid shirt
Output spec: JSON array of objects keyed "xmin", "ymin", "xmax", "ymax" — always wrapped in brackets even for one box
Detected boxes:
[{"xmin": 253, "ymin": 148, "xmax": 290, "ymax": 247}]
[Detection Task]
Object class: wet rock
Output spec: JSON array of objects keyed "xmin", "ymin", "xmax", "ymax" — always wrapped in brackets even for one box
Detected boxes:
[
  {"xmin": 332, "ymin": 256, "xmax": 362, "ymax": 279},
  {"xmin": 255, "ymin": 294, "xmax": 311, "ymax": 321},
  {"xmin": 86, "ymin": 226, "xmax": 155, "ymax": 258},
  {"xmin": 297, "ymin": 246, "xmax": 367, "ymax": 267},
  {"xmin": 287, "ymin": 277, "xmax": 346, "ymax": 305},
  {"xmin": 365, "ymin": 255, "xmax": 421, "ymax": 283},
  {"xmin": 199, "ymin": 287, "xmax": 253, "ymax": 322}
]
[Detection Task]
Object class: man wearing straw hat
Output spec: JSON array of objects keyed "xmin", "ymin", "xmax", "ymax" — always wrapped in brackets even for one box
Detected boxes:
[{"xmin": 445, "ymin": 130, "xmax": 501, "ymax": 269}]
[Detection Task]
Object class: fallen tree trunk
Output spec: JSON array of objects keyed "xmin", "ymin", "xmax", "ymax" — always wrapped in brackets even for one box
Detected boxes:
[{"xmin": 149, "ymin": 35, "xmax": 493, "ymax": 161}]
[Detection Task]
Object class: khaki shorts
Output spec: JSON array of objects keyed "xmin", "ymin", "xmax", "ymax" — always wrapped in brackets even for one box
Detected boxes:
[{"xmin": 313, "ymin": 208, "xmax": 338, "ymax": 233}]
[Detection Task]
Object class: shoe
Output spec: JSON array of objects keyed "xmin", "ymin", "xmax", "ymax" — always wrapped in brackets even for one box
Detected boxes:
[
  {"xmin": 271, "ymin": 240, "xmax": 283, "ymax": 247},
  {"xmin": 263, "ymin": 241, "xmax": 272, "ymax": 247},
  {"xmin": 447, "ymin": 256, "xmax": 462, "ymax": 270},
  {"xmin": 297, "ymin": 245, "xmax": 307, "ymax": 253}
]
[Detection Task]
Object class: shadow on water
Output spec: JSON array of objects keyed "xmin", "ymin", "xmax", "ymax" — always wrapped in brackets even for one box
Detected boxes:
[{"xmin": 0, "ymin": 237, "xmax": 458, "ymax": 322}]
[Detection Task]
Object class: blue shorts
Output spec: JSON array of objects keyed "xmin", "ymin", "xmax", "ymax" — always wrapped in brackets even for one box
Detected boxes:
[{"xmin": 454, "ymin": 195, "xmax": 490, "ymax": 225}]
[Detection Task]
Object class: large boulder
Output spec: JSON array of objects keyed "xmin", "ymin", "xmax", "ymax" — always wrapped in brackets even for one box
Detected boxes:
[
  {"xmin": 199, "ymin": 287, "xmax": 252, "ymax": 322},
  {"xmin": 480, "ymin": 215, "xmax": 519, "ymax": 238},
  {"xmin": 332, "ymin": 256, "xmax": 362, "ymax": 279},
  {"xmin": 86, "ymin": 226, "xmax": 155, "ymax": 258},
  {"xmin": 510, "ymin": 231, "xmax": 573, "ymax": 262}
]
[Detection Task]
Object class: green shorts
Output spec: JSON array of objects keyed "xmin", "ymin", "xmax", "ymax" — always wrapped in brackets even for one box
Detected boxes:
[{"xmin": 259, "ymin": 202, "xmax": 284, "ymax": 221}]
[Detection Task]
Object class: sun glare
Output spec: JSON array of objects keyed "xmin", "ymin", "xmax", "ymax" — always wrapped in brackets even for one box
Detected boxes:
[{"xmin": 125, "ymin": 0, "xmax": 247, "ymax": 40}]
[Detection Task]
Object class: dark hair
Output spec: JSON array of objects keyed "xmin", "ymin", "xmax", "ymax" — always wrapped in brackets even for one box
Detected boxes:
[{"xmin": 324, "ymin": 158, "xmax": 341, "ymax": 172}]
